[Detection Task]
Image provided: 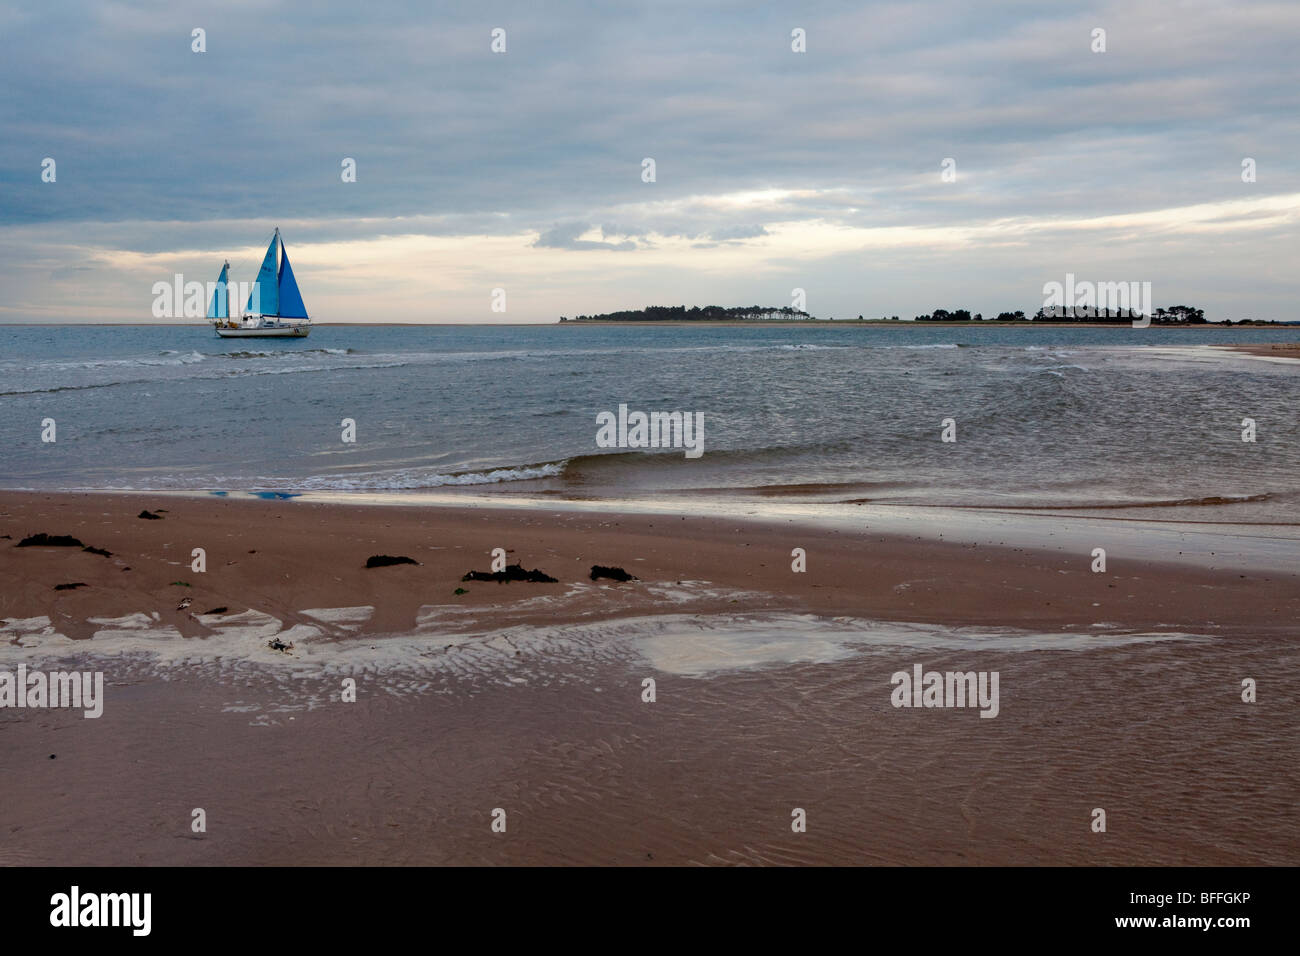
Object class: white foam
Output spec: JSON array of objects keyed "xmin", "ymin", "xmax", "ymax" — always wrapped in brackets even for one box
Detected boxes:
[
  {"xmin": 300, "ymin": 606, "xmax": 375, "ymax": 630},
  {"xmin": 291, "ymin": 462, "xmax": 566, "ymax": 490},
  {"xmin": 1, "ymin": 616, "xmax": 55, "ymax": 635},
  {"xmin": 640, "ymin": 580, "xmax": 764, "ymax": 605},
  {"xmin": 88, "ymin": 612, "xmax": 183, "ymax": 643},
  {"xmin": 0, "ymin": 616, "xmax": 76, "ymax": 651}
]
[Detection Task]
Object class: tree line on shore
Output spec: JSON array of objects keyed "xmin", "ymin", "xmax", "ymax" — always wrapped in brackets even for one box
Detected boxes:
[
  {"xmin": 560, "ymin": 303, "xmax": 1290, "ymax": 324},
  {"xmin": 913, "ymin": 305, "xmax": 1206, "ymax": 323},
  {"xmin": 560, "ymin": 305, "xmax": 810, "ymax": 322}
]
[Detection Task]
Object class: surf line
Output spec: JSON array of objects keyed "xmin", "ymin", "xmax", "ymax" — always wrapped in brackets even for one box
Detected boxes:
[{"xmin": 595, "ymin": 404, "xmax": 704, "ymax": 459}]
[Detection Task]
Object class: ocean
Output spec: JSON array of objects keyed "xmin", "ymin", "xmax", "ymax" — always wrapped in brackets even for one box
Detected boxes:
[{"xmin": 3, "ymin": 323, "xmax": 1299, "ymax": 523}]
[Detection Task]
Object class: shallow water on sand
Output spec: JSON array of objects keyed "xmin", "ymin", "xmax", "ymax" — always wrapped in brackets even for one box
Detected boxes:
[
  {"xmin": 0, "ymin": 606, "xmax": 1210, "ymax": 711},
  {"xmin": 1, "ymin": 606, "xmax": 1292, "ymax": 866}
]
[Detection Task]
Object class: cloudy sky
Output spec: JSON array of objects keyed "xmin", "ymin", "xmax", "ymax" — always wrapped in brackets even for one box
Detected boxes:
[{"xmin": 2, "ymin": 0, "xmax": 1297, "ymax": 323}]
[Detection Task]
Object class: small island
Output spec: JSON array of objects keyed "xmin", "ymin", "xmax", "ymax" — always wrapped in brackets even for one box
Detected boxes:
[
  {"xmin": 559, "ymin": 303, "xmax": 1286, "ymax": 325},
  {"xmin": 560, "ymin": 305, "xmax": 812, "ymax": 322}
]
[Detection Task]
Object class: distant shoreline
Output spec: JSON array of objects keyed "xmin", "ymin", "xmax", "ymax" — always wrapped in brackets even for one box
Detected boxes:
[
  {"xmin": 2, "ymin": 320, "xmax": 1293, "ymax": 329},
  {"xmin": 560, "ymin": 320, "xmax": 1280, "ymax": 328}
]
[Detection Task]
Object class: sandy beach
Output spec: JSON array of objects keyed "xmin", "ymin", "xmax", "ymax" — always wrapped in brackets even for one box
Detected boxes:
[
  {"xmin": 2, "ymin": 491, "xmax": 1296, "ymax": 865},
  {"xmin": 1218, "ymin": 342, "xmax": 1300, "ymax": 360}
]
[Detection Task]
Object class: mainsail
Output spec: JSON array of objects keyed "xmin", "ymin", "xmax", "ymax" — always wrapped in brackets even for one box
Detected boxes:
[
  {"xmin": 277, "ymin": 239, "xmax": 308, "ymax": 318},
  {"xmin": 245, "ymin": 232, "xmax": 280, "ymax": 317},
  {"xmin": 207, "ymin": 262, "xmax": 229, "ymax": 319}
]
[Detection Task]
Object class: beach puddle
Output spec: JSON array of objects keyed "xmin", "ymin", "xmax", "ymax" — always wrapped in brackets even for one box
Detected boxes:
[
  {"xmin": 3, "ymin": 608, "xmax": 1207, "ymax": 681},
  {"xmin": 636, "ymin": 618, "xmax": 855, "ymax": 676},
  {"xmin": 596, "ymin": 613, "xmax": 1209, "ymax": 676},
  {"xmin": 0, "ymin": 609, "xmax": 1212, "ymax": 726}
]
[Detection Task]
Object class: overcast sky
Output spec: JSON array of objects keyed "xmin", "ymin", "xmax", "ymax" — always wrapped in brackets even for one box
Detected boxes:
[{"xmin": 2, "ymin": 0, "xmax": 1297, "ymax": 323}]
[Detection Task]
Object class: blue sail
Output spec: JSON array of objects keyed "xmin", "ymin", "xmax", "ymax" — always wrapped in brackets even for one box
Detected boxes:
[
  {"xmin": 277, "ymin": 240, "xmax": 308, "ymax": 318},
  {"xmin": 206, "ymin": 262, "xmax": 229, "ymax": 319},
  {"xmin": 245, "ymin": 233, "xmax": 280, "ymax": 317}
]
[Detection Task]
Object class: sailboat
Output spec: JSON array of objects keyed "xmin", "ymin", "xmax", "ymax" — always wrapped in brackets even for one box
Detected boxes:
[{"xmin": 210, "ymin": 227, "xmax": 311, "ymax": 337}]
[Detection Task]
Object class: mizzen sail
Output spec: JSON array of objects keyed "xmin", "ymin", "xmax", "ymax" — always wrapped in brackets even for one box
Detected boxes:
[{"xmin": 207, "ymin": 262, "xmax": 229, "ymax": 319}]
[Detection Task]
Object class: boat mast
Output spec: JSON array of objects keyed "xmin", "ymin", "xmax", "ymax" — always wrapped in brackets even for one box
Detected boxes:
[{"xmin": 274, "ymin": 227, "xmax": 280, "ymax": 321}]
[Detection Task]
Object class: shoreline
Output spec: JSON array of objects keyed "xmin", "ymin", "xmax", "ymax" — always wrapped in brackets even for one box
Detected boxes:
[{"xmin": 12, "ymin": 485, "xmax": 1300, "ymax": 569}]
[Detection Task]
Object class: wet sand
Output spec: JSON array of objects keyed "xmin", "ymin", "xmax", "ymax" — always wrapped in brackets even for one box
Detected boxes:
[
  {"xmin": 1, "ymin": 491, "xmax": 1297, "ymax": 865},
  {"xmin": 1218, "ymin": 342, "xmax": 1300, "ymax": 361}
]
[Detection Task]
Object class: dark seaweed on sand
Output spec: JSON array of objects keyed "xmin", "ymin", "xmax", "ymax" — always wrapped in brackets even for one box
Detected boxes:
[
  {"xmin": 462, "ymin": 562, "xmax": 558, "ymax": 584},
  {"xmin": 366, "ymin": 554, "xmax": 419, "ymax": 568},
  {"xmin": 15, "ymin": 534, "xmax": 113, "ymax": 557},
  {"xmin": 591, "ymin": 565, "xmax": 637, "ymax": 582},
  {"xmin": 53, "ymin": 582, "xmax": 87, "ymax": 591},
  {"xmin": 138, "ymin": 510, "xmax": 163, "ymax": 520},
  {"xmin": 17, "ymin": 533, "xmax": 84, "ymax": 548}
]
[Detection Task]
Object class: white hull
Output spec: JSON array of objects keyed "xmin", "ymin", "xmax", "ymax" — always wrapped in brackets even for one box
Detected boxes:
[{"xmin": 214, "ymin": 323, "xmax": 309, "ymax": 338}]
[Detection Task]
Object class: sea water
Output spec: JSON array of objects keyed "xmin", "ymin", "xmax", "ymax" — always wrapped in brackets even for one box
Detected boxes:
[{"xmin": 1, "ymin": 323, "xmax": 1298, "ymax": 524}]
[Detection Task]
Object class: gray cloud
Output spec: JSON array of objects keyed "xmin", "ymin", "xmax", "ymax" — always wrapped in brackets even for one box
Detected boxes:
[
  {"xmin": 534, "ymin": 222, "xmax": 636, "ymax": 251},
  {"xmin": 708, "ymin": 224, "xmax": 768, "ymax": 241}
]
